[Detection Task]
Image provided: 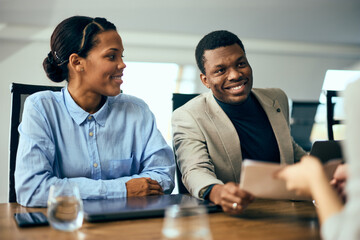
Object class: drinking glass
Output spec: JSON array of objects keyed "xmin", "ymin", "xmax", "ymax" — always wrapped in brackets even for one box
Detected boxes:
[
  {"xmin": 47, "ymin": 182, "xmax": 83, "ymax": 231},
  {"xmin": 162, "ymin": 205, "xmax": 212, "ymax": 240}
]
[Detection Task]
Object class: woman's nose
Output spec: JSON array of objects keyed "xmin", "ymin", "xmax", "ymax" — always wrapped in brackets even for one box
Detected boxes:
[{"xmin": 118, "ymin": 60, "xmax": 126, "ymax": 69}]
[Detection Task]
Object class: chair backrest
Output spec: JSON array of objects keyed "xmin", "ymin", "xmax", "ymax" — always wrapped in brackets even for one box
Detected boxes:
[
  {"xmin": 172, "ymin": 93, "xmax": 199, "ymax": 194},
  {"xmin": 325, "ymin": 90, "xmax": 343, "ymax": 140},
  {"xmin": 9, "ymin": 83, "xmax": 63, "ymax": 202},
  {"xmin": 290, "ymin": 101, "xmax": 319, "ymax": 151}
]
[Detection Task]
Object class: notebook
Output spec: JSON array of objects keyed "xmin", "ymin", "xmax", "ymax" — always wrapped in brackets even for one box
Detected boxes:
[
  {"xmin": 83, "ymin": 194, "xmax": 221, "ymax": 222},
  {"xmin": 309, "ymin": 140, "xmax": 343, "ymax": 163}
]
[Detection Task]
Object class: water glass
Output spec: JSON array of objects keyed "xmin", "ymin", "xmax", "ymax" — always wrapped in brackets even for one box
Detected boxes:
[
  {"xmin": 47, "ymin": 182, "xmax": 83, "ymax": 231},
  {"xmin": 162, "ymin": 205, "xmax": 212, "ymax": 240}
]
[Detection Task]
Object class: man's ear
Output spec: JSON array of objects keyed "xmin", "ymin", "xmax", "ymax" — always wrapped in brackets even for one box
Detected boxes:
[
  {"xmin": 68, "ymin": 53, "xmax": 85, "ymax": 72},
  {"xmin": 200, "ymin": 73, "xmax": 210, "ymax": 89}
]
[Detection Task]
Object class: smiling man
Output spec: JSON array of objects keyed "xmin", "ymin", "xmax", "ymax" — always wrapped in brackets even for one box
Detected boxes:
[{"xmin": 171, "ymin": 30, "xmax": 306, "ymax": 214}]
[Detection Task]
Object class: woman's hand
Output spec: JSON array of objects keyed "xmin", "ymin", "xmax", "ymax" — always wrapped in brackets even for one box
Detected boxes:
[
  {"xmin": 126, "ymin": 177, "xmax": 163, "ymax": 197},
  {"xmin": 330, "ymin": 163, "xmax": 348, "ymax": 203},
  {"xmin": 276, "ymin": 156, "xmax": 344, "ymax": 224},
  {"xmin": 275, "ymin": 156, "xmax": 324, "ymax": 197}
]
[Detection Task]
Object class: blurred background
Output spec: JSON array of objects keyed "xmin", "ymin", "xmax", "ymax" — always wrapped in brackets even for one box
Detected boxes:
[{"xmin": 1, "ymin": 0, "xmax": 360, "ymax": 203}]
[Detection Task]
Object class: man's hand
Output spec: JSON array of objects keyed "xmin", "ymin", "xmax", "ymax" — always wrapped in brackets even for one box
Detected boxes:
[
  {"xmin": 209, "ymin": 182, "xmax": 254, "ymax": 214},
  {"xmin": 330, "ymin": 163, "xmax": 348, "ymax": 203},
  {"xmin": 126, "ymin": 178, "xmax": 163, "ymax": 197}
]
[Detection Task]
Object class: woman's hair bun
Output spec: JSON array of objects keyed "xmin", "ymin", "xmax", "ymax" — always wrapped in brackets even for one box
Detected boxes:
[{"xmin": 42, "ymin": 53, "xmax": 66, "ymax": 83}]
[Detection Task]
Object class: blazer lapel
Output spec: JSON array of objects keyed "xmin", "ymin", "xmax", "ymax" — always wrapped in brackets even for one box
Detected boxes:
[
  {"xmin": 204, "ymin": 92, "xmax": 242, "ymax": 182},
  {"xmin": 252, "ymin": 89, "xmax": 294, "ymax": 164}
]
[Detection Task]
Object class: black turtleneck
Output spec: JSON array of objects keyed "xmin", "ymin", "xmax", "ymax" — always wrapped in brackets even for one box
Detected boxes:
[{"xmin": 215, "ymin": 93, "xmax": 280, "ymax": 163}]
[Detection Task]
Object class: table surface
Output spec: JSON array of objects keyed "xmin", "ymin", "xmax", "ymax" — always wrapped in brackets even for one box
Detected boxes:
[{"xmin": 0, "ymin": 198, "xmax": 320, "ymax": 240}]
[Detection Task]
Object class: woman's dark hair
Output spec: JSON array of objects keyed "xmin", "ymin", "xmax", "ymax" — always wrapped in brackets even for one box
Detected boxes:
[
  {"xmin": 43, "ymin": 16, "xmax": 117, "ymax": 82},
  {"xmin": 195, "ymin": 30, "xmax": 245, "ymax": 75}
]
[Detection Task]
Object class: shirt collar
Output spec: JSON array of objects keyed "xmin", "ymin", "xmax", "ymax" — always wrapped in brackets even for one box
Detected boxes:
[{"xmin": 63, "ymin": 86, "xmax": 109, "ymax": 126}]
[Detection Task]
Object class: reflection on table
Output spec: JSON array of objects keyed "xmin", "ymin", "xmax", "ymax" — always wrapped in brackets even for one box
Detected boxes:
[{"xmin": 0, "ymin": 198, "xmax": 320, "ymax": 240}]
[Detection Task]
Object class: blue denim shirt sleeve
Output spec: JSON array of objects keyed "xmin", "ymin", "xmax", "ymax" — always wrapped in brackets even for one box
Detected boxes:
[{"xmin": 15, "ymin": 88, "xmax": 175, "ymax": 207}]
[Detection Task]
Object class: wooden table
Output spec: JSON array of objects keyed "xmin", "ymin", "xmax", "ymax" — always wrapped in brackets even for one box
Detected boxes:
[{"xmin": 0, "ymin": 199, "xmax": 320, "ymax": 240}]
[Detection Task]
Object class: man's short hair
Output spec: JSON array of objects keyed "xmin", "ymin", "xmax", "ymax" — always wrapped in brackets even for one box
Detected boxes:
[{"xmin": 195, "ymin": 30, "xmax": 245, "ymax": 74}]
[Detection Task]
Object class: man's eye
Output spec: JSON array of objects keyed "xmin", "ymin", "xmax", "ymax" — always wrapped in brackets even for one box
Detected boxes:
[
  {"xmin": 238, "ymin": 62, "xmax": 246, "ymax": 67},
  {"xmin": 108, "ymin": 55, "xmax": 115, "ymax": 60},
  {"xmin": 215, "ymin": 69, "xmax": 224, "ymax": 74}
]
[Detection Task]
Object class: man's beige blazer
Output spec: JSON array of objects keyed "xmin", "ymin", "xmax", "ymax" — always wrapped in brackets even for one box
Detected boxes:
[{"xmin": 172, "ymin": 88, "xmax": 306, "ymax": 198}]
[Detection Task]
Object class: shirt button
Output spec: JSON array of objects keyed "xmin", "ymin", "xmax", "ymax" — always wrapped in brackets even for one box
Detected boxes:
[
  {"xmin": 89, "ymin": 132, "xmax": 93, "ymax": 137},
  {"xmin": 93, "ymin": 163, "xmax": 98, "ymax": 168},
  {"xmin": 277, "ymin": 108, "xmax": 281, "ymax": 112},
  {"xmin": 88, "ymin": 116, "xmax": 92, "ymax": 120}
]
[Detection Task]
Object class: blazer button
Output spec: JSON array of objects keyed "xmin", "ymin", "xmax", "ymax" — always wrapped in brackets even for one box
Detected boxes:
[{"xmin": 277, "ymin": 108, "xmax": 281, "ymax": 112}]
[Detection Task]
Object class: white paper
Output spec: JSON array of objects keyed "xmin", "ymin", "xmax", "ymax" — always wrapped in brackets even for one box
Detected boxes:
[{"xmin": 239, "ymin": 159, "xmax": 342, "ymax": 201}]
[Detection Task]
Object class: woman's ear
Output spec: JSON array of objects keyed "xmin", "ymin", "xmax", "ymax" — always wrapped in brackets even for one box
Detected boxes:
[{"xmin": 69, "ymin": 53, "xmax": 85, "ymax": 72}]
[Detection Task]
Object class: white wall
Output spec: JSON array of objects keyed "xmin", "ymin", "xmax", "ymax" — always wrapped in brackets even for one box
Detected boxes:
[{"xmin": 1, "ymin": 32, "xmax": 360, "ymax": 203}]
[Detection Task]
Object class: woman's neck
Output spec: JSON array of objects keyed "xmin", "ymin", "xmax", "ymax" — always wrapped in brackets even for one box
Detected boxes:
[{"xmin": 67, "ymin": 83, "xmax": 105, "ymax": 114}]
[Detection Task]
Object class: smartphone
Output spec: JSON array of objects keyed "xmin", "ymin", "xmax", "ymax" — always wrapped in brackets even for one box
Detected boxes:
[{"xmin": 14, "ymin": 212, "xmax": 49, "ymax": 227}]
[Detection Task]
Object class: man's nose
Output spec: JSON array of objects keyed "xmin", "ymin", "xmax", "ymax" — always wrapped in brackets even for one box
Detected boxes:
[{"xmin": 228, "ymin": 67, "xmax": 242, "ymax": 81}]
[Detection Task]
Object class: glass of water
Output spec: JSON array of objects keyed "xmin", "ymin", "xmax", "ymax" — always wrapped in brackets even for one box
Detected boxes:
[
  {"xmin": 162, "ymin": 205, "xmax": 212, "ymax": 240},
  {"xmin": 47, "ymin": 182, "xmax": 83, "ymax": 231}
]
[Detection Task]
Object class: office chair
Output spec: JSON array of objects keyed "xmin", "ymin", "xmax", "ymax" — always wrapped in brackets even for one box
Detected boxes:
[
  {"xmin": 9, "ymin": 83, "xmax": 63, "ymax": 202},
  {"xmin": 290, "ymin": 101, "xmax": 319, "ymax": 151},
  {"xmin": 325, "ymin": 90, "xmax": 343, "ymax": 140},
  {"xmin": 172, "ymin": 93, "xmax": 199, "ymax": 194}
]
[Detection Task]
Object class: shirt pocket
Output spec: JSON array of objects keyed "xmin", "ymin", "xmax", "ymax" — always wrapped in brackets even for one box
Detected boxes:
[{"xmin": 103, "ymin": 156, "xmax": 134, "ymax": 179}]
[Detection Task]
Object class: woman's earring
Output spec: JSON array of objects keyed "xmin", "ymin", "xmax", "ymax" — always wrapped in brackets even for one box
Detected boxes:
[{"xmin": 80, "ymin": 68, "xmax": 84, "ymax": 72}]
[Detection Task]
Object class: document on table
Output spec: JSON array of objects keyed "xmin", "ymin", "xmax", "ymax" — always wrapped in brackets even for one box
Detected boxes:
[{"xmin": 239, "ymin": 159, "xmax": 342, "ymax": 201}]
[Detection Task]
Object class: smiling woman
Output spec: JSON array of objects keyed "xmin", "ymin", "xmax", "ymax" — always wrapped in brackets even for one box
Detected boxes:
[
  {"xmin": 14, "ymin": 15, "xmax": 175, "ymax": 207},
  {"xmin": 67, "ymin": 30, "xmax": 126, "ymax": 113}
]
